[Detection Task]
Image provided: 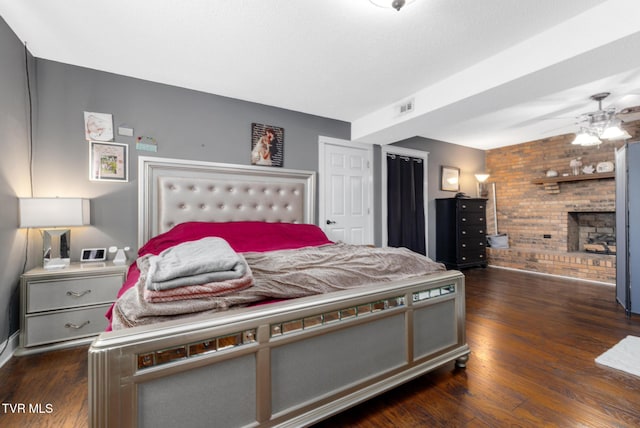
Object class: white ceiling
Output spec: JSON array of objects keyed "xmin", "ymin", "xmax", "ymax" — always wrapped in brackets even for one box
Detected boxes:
[{"xmin": 2, "ymin": 0, "xmax": 640, "ymax": 149}]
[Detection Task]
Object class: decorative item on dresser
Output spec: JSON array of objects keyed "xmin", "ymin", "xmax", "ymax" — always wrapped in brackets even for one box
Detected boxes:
[
  {"xmin": 436, "ymin": 197, "xmax": 488, "ymax": 269},
  {"xmin": 15, "ymin": 262, "xmax": 128, "ymax": 355}
]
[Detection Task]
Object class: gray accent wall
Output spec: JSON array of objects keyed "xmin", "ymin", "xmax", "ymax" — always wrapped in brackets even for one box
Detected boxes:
[
  {"xmin": 0, "ymin": 16, "xmax": 32, "ymax": 350},
  {"xmin": 32, "ymin": 59, "xmax": 350, "ymax": 262}
]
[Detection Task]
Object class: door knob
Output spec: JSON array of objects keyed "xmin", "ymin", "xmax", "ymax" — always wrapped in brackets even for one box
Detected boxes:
[{"xmin": 326, "ymin": 220, "xmax": 336, "ymax": 225}]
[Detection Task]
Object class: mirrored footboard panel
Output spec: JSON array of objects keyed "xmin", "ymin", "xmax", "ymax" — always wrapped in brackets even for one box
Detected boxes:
[{"xmin": 88, "ymin": 270, "xmax": 469, "ymax": 428}]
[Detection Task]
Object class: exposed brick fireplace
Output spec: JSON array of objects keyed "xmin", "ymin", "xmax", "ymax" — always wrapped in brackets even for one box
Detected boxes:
[
  {"xmin": 567, "ymin": 211, "xmax": 616, "ymax": 254},
  {"xmin": 482, "ymin": 120, "xmax": 639, "ymax": 283}
]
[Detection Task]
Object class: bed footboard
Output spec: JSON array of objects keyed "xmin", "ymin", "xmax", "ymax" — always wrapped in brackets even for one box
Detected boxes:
[{"xmin": 88, "ymin": 270, "xmax": 469, "ymax": 427}]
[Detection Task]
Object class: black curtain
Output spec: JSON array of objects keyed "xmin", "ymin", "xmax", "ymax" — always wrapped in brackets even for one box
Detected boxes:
[{"xmin": 387, "ymin": 154, "xmax": 426, "ymax": 255}]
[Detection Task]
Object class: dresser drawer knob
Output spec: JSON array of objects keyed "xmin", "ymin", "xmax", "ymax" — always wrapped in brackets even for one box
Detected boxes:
[
  {"xmin": 66, "ymin": 290, "xmax": 92, "ymax": 298},
  {"xmin": 462, "ymin": 231, "xmax": 467, "ymax": 235},
  {"xmin": 461, "ymin": 205, "xmax": 467, "ymax": 209},
  {"xmin": 64, "ymin": 320, "xmax": 90, "ymax": 329},
  {"xmin": 462, "ymin": 218, "xmax": 467, "ymax": 222},
  {"xmin": 462, "ymin": 244, "xmax": 466, "ymax": 248}
]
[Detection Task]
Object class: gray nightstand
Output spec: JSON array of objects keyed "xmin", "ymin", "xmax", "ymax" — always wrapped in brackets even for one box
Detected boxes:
[{"xmin": 15, "ymin": 262, "xmax": 128, "ymax": 355}]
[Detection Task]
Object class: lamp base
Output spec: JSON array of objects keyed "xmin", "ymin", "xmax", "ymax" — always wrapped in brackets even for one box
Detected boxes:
[{"xmin": 44, "ymin": 258, "xmax": 70, "ymax": 270}]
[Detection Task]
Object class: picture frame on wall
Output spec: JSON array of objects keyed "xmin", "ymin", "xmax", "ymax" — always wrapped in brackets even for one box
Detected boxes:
[
  {"xmin": 89, "ymin": 141, "xmax": 128, "ymax": 182},
  {"xmin": 441, "ymin": 165, "xmax": 460, "ymax": 192},
  {"xmin": 251, "ymin": 123, "xmax": 284, "ymax": 167},
  {"xmin": 84, "ymin": 111, "xmax": 114, "ymax": 142}
]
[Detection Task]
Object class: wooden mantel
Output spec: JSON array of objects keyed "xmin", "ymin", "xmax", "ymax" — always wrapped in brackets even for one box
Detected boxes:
[{"xmin": 531, "ymin": 171, "xmax": 615, "ymax": 194}]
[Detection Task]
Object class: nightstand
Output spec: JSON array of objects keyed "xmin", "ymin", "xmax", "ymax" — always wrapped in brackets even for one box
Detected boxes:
[{"xmin": 15, "ymin": 262, "xmax": 128, "ymax": 355}]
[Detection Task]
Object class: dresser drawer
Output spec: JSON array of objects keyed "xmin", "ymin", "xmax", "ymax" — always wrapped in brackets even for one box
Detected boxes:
[
  {"xmin": 457, "ymin": 251, "xmax": 486, "ymax": 264},
  {"xmin": 458, "ymin": 213, "xmax": 486, "ymax": 225},
  {"xmin": 457, "ymin": 200, "xmax": 486, "ymax": 212},
  {"xmin": 459, "ymin": 225, "xmax": 486, "ymax": 237},
  {"xmin": 24, "ymin": 304, "xmax": 111, "ymax": 347},
  {"xmin": 459, "ymin": 237, "xmax": 486, "ymax": 252},
  {"xmin": 27, "ymin": 274, "xmax": 122, "ymax": 312}
]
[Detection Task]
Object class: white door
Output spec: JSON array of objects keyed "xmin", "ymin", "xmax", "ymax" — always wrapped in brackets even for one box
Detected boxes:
[{"xmin": 318, "ymin": 136, "xmax": 373, "ymax": 245}]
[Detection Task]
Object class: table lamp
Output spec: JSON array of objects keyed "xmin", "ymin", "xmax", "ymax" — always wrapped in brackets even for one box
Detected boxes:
[{"xmin": 19, "ymin": 198, "xmax": 90, "ymax": 269}]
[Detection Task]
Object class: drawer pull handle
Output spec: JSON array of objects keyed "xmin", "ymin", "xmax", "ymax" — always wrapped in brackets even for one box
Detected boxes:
[
  {"xmin": 65, "ymin": 321, "xmax": 90, "ymax": 329},
  {"xmin": 66, "ymin": 290, "xmax": 92, "ymax": 298}
]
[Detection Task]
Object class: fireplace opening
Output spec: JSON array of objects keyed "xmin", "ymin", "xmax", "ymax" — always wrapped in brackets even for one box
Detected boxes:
[{"xmin": 567, "ymin": 212, "xmax": 616, "ymax": 254}]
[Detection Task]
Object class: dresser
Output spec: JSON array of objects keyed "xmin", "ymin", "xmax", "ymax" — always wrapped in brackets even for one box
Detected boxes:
[
  {"xmin": 16, "ymin": 262, "xmax": 127, "ymax": 355},
  {"xmin": 435, "ymin": 198, "xmax": 488, "ymax": 269}
]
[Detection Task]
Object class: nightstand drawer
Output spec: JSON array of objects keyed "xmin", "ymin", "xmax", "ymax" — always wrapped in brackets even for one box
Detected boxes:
[
  {"xmin": 24, "ymin": 304, "xmax": 111, "ymax": 347},
  {"xmin": 27, "ymin": 275, "xmax": 122, "ymax": 312}
]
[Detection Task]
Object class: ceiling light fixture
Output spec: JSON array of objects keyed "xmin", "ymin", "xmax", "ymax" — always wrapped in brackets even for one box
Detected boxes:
[
  {"xmin": 369, "ymin": 0, "xmax": 416, "ymax": 11},
  {"xmin": 571, "ymin": 92, "xmax": 632, "ymax": 147}
]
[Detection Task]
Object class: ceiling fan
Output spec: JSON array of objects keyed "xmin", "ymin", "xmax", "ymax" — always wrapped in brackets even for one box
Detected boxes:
[{"xmin": 572, "ymin": 92, "xmax": 632, "ymax": 146}]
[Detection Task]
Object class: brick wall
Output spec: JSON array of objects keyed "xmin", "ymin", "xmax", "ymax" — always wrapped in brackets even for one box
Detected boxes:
[{"xmin": 484, "ymin": 119, "xmax": 640, "ymax": 284}]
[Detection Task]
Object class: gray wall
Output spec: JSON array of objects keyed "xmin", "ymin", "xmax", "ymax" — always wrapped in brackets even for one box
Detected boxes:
[
  {"xmin": 0, "ymin": 16, "xmax": 32, "ymax": 350},
  {"xmin": 32, "ymin": 59, "xmax": 350, "ymax": 263},
  {"xmin": 387, "ymin": 137, "xmax": 486, "ymax": 258}
]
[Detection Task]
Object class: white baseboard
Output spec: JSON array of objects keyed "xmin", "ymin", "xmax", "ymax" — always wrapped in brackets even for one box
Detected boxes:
[{"xmin": 0, "ymin": 331, "xmax": 20, "ymax": 369}]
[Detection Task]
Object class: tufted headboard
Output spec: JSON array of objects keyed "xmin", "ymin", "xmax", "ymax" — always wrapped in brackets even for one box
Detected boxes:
[{"xmin": 138, "ymin": 156, "xmax": 316, "ymax": 248}]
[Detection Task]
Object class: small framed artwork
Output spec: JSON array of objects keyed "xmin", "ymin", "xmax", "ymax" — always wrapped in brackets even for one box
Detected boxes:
[
  {"xmin": 251, "ymin": 123, "xmax": 284, "ymax": 167},
  {"xmin": 89, "ymin": 141, "xmax": 129, "ymax": 182},
  {"xmin": 84, "ymin": 112, "xmax": 114, "ymax": 141},
  {"xmin": 441, "ymin": 166, "xmax": 460, "ymax": 192}
]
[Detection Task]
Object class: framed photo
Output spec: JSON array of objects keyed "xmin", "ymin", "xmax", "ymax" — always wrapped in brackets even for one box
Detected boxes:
[
  {"xmin": 84, "ymin": 111, "xmax": 114, "ymax": 141},
  {"xmin": 89, "ymin": 141, "xmax": 128, "ymax": 182},
  {"xmin": 441, "ymin": 166, "xmax": 460, "ymax": 192},
  {"xmin": 251, "ymin": 123, "xmax": 284, "ymax": 167}
]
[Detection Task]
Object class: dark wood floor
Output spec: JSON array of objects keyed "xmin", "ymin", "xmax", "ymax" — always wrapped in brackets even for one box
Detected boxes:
[{"xmin": 1, "ymin": 268, "xmax": 639, "ymax": 427}]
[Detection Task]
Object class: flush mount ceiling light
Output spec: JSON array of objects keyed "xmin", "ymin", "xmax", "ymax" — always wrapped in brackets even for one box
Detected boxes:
[
  {"xmin": 572, "ymin": 92, "xmax": 632, "ymax": 147},
  {"xmin": 369, "ymin": 0, "xmax": 416, "ymax": 11}
]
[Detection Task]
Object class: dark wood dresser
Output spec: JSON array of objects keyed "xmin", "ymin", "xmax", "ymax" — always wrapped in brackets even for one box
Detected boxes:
[{"xmin": 435, "ymin": 197, "xmax": 488, "ymax": 269}]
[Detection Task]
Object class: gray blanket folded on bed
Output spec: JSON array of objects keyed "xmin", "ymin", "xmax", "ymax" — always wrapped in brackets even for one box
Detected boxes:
[
  {"xmin": 145, "ymin": 237, "xmax": 245, "ymax": 291},
  {"xmin": 111, "ymin": 243, "xmax": 446, "ymax": 329}
]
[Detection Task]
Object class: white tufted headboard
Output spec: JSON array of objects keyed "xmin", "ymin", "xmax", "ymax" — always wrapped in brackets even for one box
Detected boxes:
[{"xmin": 138, "ymin": 156, "xmax": 316, "ymax": 248}]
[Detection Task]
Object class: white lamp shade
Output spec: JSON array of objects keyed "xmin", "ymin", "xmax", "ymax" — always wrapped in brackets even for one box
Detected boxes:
[
  {"xmin": 475, "ymin": 173, "xmax": 490, "ymax": 183},
  {"xmin": 19, "ymin": 198, "xmax": 90, "ymax": 228}
]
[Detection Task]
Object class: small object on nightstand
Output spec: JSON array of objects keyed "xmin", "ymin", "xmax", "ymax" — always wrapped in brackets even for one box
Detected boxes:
[
  {"xmin": 81, "ymin": 247, "xmax": 107, "ymax": 262},
  {"xmin": 110, "ymin": 246, "xmax": 130, "ymax": 265}
]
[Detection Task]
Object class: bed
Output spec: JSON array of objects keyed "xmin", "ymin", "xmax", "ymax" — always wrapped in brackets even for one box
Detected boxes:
[{"xmin": 88, "ymin": 156, "xmax": 470, "ymax": 428}]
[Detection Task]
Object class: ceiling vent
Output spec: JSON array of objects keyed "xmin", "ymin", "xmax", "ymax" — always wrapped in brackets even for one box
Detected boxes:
[{"xmin": 399, "ymin": 98, "xmax": 415, "ymax": 115}]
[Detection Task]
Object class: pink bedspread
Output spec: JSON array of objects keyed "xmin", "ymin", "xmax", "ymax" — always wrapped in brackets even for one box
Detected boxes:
[{"xmin": 106, "ymin": 222, "xmax": 333, "ymax": 330}]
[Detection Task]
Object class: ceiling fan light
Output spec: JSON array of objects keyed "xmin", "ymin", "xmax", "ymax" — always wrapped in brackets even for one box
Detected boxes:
[
  {"xmin": 572, "ymin": 131, "xmax": 601, "ymax": 146},
  {"xmin": 599, "ymin": 125, "xmax": 631, "ymax": 140}
]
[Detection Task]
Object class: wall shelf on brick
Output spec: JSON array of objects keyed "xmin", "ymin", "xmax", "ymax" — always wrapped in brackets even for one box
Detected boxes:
[{"xmin": 531, "ymin": 171, "xmax": 615, "ymax": 194}]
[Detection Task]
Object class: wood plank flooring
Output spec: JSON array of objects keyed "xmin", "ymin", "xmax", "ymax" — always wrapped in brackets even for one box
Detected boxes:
[{"xmin": 1, "ymin": 267, "xmax": 639, "ymax": 427}]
